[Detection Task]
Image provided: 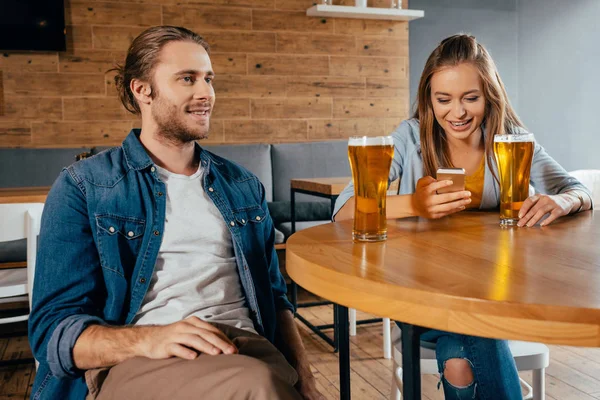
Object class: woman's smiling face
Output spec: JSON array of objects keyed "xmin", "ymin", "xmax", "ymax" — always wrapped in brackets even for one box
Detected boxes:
[{"xmin": 430, "ymin": 62, "xmax": 486, "ymax": 142}]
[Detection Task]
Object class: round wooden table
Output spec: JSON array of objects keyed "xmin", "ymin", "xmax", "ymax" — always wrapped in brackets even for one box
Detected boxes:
[{"xmin": 286, "ymin": 211, "xmax": 600, "ymax": 400}]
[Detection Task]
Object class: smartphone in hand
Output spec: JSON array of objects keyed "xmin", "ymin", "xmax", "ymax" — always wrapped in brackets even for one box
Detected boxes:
[{"xmin": 436, "ymin": 168, "xmax": 466, "ymax": 194}]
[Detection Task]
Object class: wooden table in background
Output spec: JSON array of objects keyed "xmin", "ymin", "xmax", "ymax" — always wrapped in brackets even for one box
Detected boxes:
[
  {"xmin": 0, "ymin": 187, "xmax": 50, "ymax": 204},
  {"xmin": 286, "ymin": 211, "xmax": 600, "ymax": 400}
]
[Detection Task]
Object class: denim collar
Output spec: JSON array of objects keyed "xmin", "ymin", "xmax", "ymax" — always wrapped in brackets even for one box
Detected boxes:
[{"xmin": 122, "ymin": 129, "xmax": 223, "ymax": 171}]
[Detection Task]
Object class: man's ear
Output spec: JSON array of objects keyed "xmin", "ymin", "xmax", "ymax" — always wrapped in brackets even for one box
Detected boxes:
[{"xmin": 130, "ymin": 79, "xmax": 153, "ymax": 106}]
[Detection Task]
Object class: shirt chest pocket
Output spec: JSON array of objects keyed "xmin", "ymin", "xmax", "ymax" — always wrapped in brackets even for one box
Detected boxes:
[
  {"xmin": 96, "ymin": 215, "xmax": 145, "ymax": 276},
  {"xmin": 232, "ymin": 206, "xmax": 267, "ymax": 227}
]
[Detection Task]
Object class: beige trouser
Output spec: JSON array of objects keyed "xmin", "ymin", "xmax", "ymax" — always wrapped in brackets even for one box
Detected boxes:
[{"xmin": 85, "ymin": 323, "xmax": 301, "ymax": 400}]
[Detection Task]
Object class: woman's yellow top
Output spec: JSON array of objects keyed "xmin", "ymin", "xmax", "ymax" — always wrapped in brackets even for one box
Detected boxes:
[{"xmin": 465, "ymin": 157, "xmax": 485, "ymax": 209}]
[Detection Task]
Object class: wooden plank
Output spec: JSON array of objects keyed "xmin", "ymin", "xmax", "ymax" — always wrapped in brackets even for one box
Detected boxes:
[
  {"xmin": 3, "ymin": 73, "xmax": 105, "ymax": 97},
  {"xmin": 0, "ymin": 121, "xmax": 31, "ymax": 147},
  {"xmin": 384, "ymin": 117, "xmax": 406, "ymax": 133},
  {"xmin": 290, "ymin": 178, "xmax": 350, "ymax": 196},
  {"xmin": 223, "ymin": 120, "xmax": 307, "ymax": 142},
  {"xmin": 200, "ymin": 120, "xmax": 225, "ymax": 144},
  {"xmin": 308, "ymin": 118, "xmax": 388, "ymax": 140},
  {"xmin": 191, "ymin": 0, "xmax": 275, "ymax": 7},
  {"xmin": 0, "ymin": 187, "xmax": 49, "ymax": 204},
  {"xmin": 2, "ymin": 97, "xmax": 62, "ymax": 120},
  {"xmin": 0, "ymin": 262, "xmax": 26, "ymax": 270},
  {"xmin": 31, "ymin": 121, "xmax": 133, "ymax": 147},
  {"xmin": 248, "ymin": 54, "xmax": 329, "ymax": 76},
  {"xmin": 357, "ymin": 37, "xmax": 409, "ymax": 57},
  {"xmin": 213, "ymin": 75, "xmax": 287, "ymax": 98},
  {"xmin": 66, "ymin": 2, "xmax": 161, "ymax": 26},
  {"xmin": 0, "ymin": 71, "xmax": 3, "ymax": 117},
  {"xmin": 333, "ymin": 98, "xmax": 407, "ymax": 118},
  {"xmin": 330, "ymin": 56, "xmax": 406, "ymax": 77},
  {"xmin": 92, "ymin": 26, "xmax": 146, "ymax": 50},
  {"xmin": 275, "ymin": 244, "xmax": 286, "ymax": 250},
  {"xmin": 212, "ymin": 99, "xmax": 250, "ymax": 120},
  {"xmin": 211, "ymin": 53, "xmax": 248, "ymax": 75},
  {"xmin": 251, "ymin": 98, "xmax": 332, "ymax": 119},
  {"xmin": 163, "ymin": 5, "xmax": 252, "ymax": 31},
  {"xmin": 277, "ymin": 33, "xmax": 356, "ymax": 55},
  {"xmin": 286, "ymin": 76, "xmax": 366, "ymax": 98},
  {"xmin": 334, "ymin": 19, "xmax": 409, "ymax": 37},
  {"xmin": 202, "ymin": 31, "xmax": 277, "ymax": 53},
  {"xmin": 0, "ymin": 363, "xmax": 34, "ymax": 398},
  {"xmin": 66, "ymin": 25, "xmax": 93, "ymax": 50},
  {"xmin": 253, "ymin": 10, "xmax": 333, "ymax": 32},
  {"xmin": 366, "ymin": 77, "xmax": 409, "ymax": 97},
  {"xmin": 276, "ymin": 0, "xmax": 321, "ymax": 11},
  {"xmin": 63, "ymin": 97, "xmax": 131, "ymax": 120},
  {"xmin": 0, "ymin": 53, "xmax": 58, "ymax": 73},
  {"xmin": 59, "ymin": 50, "xmax": 124, "ymax": 74}
]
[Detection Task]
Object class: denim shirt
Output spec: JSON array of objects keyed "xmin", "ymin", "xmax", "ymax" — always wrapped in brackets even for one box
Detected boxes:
[
  {"xmin": 28, "ymin": 130, "xmax": 293, "ymax": 400},
  {"xmin": 334, "ymin": 118, "xmax": 592, "ymax": 217}
]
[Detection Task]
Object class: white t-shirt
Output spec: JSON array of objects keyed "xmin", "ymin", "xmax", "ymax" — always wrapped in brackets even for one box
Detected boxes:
[{"xmin": 132, "ymin": 163, "xmax": 256, "ymax": 333}]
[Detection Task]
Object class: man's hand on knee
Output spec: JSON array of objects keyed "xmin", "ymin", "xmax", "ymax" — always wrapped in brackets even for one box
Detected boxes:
[{"xmin": 136, "ymin": 316, "xmax": 238, "ymax": 360}]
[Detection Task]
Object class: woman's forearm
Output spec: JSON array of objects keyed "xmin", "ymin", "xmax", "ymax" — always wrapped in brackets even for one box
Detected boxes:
[{"xmin": 334, "ymin": 194, "xmax": 418, "ymax": 221}]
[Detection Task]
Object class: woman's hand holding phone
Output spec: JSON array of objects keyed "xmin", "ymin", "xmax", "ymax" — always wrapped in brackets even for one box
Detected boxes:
[{"xmin": 412, "ymin": 176, "xmax": 472, "ymax": 219}]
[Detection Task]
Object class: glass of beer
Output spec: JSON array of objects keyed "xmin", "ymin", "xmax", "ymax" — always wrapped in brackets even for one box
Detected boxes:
[
  {"xmin": 493, "ymin": 133, "xmax": 535, "ymax": 226},
  {"xmin": 348, "ymin": 136, "xmax": 394, "ymax": 241}
]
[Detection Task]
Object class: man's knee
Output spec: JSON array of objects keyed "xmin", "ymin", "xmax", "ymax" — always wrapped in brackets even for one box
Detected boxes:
[
  {"xmin": 229, "ymin": 356, "xmax": 299, "ymax": 398},
  {"xmin": 443, "ymin": 358, "xmax": 474, "ymax": 387}
]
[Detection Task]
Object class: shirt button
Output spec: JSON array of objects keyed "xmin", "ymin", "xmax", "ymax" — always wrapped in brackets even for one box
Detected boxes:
[
  {"xmin": 241, "ymin": 219, "xmax": 245, "ymax": 224},
  {"xmin": 157, "ymin": 192, "xmax": 163, "ymax": 197},
  {"xmin": 255, "ymin": 216, "xmax": 261, "ymax": 221},
  {"xmin": 153, "ymin": 230, "xmax": 160, "ymax": 236},
  {"xmin": 230, "ymin": 221, "xmax": 235, "ymax": 227},
  {"xmin": 208, "ymin": 187, "xmax": 214, "ymax": 192},
  {"xmin": 244, "ymin": 264, "xmax": 249, "ymax": 270},
  {"xmin": 109, "ymin": 226, "xmax": 115, "ymax": 233},
  {"xmin": 140, "ymin": 277, "xmax": 146, "ymax": 284},
  {"xmin": 151, "ymin": 166, "xmax": 156, "ymax": 172},
  {"xmin": 127, "ymin": 231, "xmax": 134, "ymax": 237}
]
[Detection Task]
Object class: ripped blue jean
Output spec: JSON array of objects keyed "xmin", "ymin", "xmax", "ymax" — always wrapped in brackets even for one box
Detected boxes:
[{"xmin": 420, "ymin": 329, "xmax": 522, "ymax": 400}]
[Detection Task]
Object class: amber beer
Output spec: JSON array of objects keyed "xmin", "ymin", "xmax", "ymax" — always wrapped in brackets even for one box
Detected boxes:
[
  {"xmin": 493, "ymin": 133, "xmax": 535, "ymax": 226},
  {"xmin": 348, "ymin": 136, "xmax": 394, "ymax": 241}
]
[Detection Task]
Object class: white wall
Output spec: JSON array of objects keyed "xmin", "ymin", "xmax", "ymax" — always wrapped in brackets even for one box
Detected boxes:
[
  {"xmin": 409, "ymin": 0, "xmax": 519, "ymax": 111},
  {"xmin": 517, "ymin": 0, "xmax": 600, "ymax": 170},
  {"xmin": 409, "ymin": 0, "xmax": 599, "ymax": 170}
]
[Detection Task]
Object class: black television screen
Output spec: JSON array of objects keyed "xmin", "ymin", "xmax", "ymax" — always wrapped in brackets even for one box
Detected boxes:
[{"xmin": 0, "ymin": 0, "xmax": 66, "ymax": 52}]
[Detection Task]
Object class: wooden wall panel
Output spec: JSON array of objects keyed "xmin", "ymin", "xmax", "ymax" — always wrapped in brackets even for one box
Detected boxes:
[
  {"xmin": 0, "ymin": 0, "xmax": 410, "ymax": 147},
  {"xmin": 276, "ymin": 33, "xmax": 357, "ymax": 55},
  {"xmin": 0, "ymin": 121, "xmax": 31, "ymax": 146},
  {"xmin": 0, "ymin": 53, "xmax": 59, "ymax": 73},
  {"xmin": 163, "ymin": 6, "xmax": 252, "ymax": 31},
  {"xmin": 66, "ymin": 2, "xmax": 161, "ymax": 26}
]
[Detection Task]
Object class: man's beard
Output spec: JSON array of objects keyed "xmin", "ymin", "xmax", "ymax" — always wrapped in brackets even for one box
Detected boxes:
[{"xmin": 150, "ymin": 92, "xmax": 210, "ymax": 145}]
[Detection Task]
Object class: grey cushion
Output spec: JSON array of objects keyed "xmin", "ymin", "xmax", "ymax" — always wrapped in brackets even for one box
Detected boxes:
[
  {"xmin": 276, "ymin": 220, "xmax": 332, "ymax": 241},
  {"xmin": 0, "ymin": 239, "xmax": 26, "ymax": 262},
  {"xmin": 202, "ymin": 144, "xmax": 273, "ymax": 202},
  {"xmin": 268, "ymin": 201, "xmax": 331, "ymax": 225},
  {"xmin": 271, "ymin": 141, "xmax": 350, "ymax": 202},
  {"xmin": 0, "ymin": 148, "xmax": 84, "ymax": 188},
  {"xmin": 274, "ymin": 228, "xmax": 285, "ymax": 244}
]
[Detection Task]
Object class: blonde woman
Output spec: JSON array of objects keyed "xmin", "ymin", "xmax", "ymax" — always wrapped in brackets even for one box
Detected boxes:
[{"xmin": 334, "ymin": 34, "xmax": 592, "ymax": 400}]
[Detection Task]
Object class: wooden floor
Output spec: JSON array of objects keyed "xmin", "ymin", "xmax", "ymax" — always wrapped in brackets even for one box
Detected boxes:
[{"xmin": 3, "ymin": 299, "xmax": 600, "ymax": 399}]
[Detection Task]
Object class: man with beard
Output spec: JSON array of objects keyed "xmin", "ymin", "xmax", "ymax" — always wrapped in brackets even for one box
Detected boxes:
[{"xmin": 28, "ymin": 26, "xmax": 323, "ymax": 400}]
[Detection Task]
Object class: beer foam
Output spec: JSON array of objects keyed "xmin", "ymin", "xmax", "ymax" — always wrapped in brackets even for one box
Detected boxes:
[
  {"xmin": 348, "ymin": 136, "xmax": 394, "ymax": 146},
  {"xmin": 493, "ymin": 133, "xmax": 535, "ymax": 142}
]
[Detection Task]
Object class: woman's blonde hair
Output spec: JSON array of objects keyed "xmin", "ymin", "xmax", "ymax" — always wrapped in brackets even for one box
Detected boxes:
[{"xmin": 414, "ymin": 34, "xmax": 524, "ymax": 178}]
